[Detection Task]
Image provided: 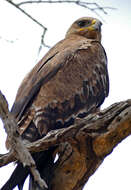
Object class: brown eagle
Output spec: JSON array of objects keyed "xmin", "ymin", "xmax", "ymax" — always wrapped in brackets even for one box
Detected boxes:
[{"xmin": 1, "ymin": 17, "xmax": 109, "ymax": 190}]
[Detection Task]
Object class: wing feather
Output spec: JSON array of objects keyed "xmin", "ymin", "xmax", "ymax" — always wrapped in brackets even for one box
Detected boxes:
[{"xmin": 11, "ymin": 38, "xmax": 109, "ymax": 125}]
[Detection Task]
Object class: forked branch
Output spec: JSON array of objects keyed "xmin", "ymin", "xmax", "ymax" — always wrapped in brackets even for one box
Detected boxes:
[
  {"xmin": 4, "ymin": 0, "xmax": 116, "ymax": 52},
  {"xmin": 0, "ymin": 91, "xmax": 47, "ymax": 189},
  {"xmin": 0, "ymin": 89, "xmax": 131, "ymax": 190}
]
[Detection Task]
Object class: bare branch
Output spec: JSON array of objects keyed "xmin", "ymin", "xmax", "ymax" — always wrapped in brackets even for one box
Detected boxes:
[
  {"xmin": 0, "ymin": 99, "xmax": 131, "ymax": 189},
  {"xmin": 25, "ymin": 100, "xmax": 131, "ymax": 157},
  {"xmin": 0, "ymin": 36, "xmax": 15, "ymax": 43},
  {"xmin": 17, "ymin": 0, "xmax": 116, "ymax": 13},
  {"xmin": 37, "ymin": 30, "xmax": 51, "ymax": 59},
  {"xmin": 4, "ymin": 0, "xmax": 116, "ymax": 52},
  {"xmin": 0, "ymin": 90, "xmax": 48, "ymax": 189},
  {"xmin": 0, "ymin": 89, "xmax": 131, "ymax": 189},
  {"xmin": 5, "ymin": 0, "xmax": 49, "ymax": 55},
  {"xmin": 0, "ymin": 152, "xmax": 15, "ymax": 167},
  {"xmin": 16, "ymin": 0, "xmax": 116, "ymax": 21},
  {"xmin": 5, "ymin": 0, "xmax": 47, "ymax": 31}
]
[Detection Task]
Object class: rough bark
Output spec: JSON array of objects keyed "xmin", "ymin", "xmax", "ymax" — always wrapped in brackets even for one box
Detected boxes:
[
  {"xmin": 0, "ymin": 91, "xmax": 47, "ymax": 189},
  {"xmin": 0, "ymin": 90, "xmax": 131, "ymax": 190}
]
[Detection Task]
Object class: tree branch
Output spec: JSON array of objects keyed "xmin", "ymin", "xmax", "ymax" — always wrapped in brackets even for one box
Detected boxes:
[
  {"xmin": 0, "ymin": 92, "xmax": 131, "ymax": 189},
  {"xmin": 0, "ymin": 90, "xmax": 48, "ymax": 189},
  {"xmin": 5, "ymin": 0, "xmax": 50, "ymax": 54},
  {"xmin": 5, "ymin": 0, "xmax": 47, "ymax": 31},
  {"xmin": 4, "ymin": 0, "xmax": 116, "ymax": 55},
  {"xmin": 16, "ymin": 0, "xmax": 116, "ymax": 22},
  {"xmin": 17, "ymin": 0, "xmax": 116, "ymax": 15}
]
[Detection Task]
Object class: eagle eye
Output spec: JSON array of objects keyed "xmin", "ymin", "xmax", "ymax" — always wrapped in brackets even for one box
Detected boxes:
[{"xmin": 77, "ymin": 20, "xmax": 87, "ymax": 27}]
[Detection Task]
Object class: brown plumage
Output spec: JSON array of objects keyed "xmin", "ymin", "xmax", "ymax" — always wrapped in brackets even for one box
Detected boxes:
[{"xmin": 2, "ymin": 17, "xmax": 109, "ymax": 190}]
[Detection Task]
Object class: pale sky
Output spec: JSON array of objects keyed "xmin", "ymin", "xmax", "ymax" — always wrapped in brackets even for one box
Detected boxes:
[{"xmin": 0, "ymin": 0, "xmax": 131, "ymax": 189}]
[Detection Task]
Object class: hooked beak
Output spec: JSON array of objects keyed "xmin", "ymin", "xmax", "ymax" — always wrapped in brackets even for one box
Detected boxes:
[
  {"xmin": 92, "ymin": 19, "xmax": 102, "ymax": 32},
  {"xmin": 79, "ymin": 19, "xmax": 102, "ymax": 32}
]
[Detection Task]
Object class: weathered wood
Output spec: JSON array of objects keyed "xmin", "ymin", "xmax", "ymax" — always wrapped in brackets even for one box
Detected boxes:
[
  {"xmin": 0, "ymin": 90, "xmax": 47, "ymax": 189},
  {"xmin": 0, "ymin": 90, "xmax": 131, "ymax": 190}
]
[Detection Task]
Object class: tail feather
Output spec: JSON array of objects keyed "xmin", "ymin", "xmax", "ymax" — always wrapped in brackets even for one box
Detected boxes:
[
  {"xmin": 29, "ymin": 148, "xmax": 55, "ymax": 190},
  {"xmin": 1, "ymin": 163, "xmax": 29, "ymax": 190},
  {"xmin": 1, "ymin": 147, "xmax": 55, "ymax": 190}
]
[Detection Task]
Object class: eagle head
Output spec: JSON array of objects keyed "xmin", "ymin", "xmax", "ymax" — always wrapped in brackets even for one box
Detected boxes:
[{"xmin": 66, "ymin": 17, "xmax": 102, "ymax": 41}]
